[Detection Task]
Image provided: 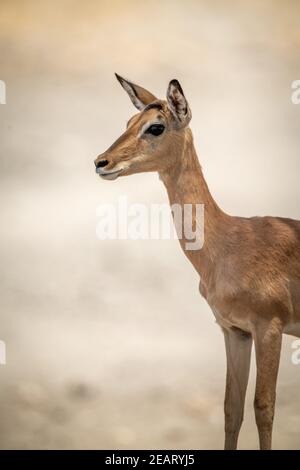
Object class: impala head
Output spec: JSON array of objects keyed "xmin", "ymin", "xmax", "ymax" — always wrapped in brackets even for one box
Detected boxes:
[{"xmin": 94, "ymin": 74, "xmax": 192, "ymax": 180}]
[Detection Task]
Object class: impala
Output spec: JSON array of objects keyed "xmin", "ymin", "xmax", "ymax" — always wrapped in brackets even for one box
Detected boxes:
[{"xmin": 94, "ymin": 74, "xmax": 300, "ymax": 450}]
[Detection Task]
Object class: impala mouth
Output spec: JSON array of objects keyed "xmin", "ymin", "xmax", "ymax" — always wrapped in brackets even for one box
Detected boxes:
[{"xmin": 96, "ymin": 167, "xmax": 124, "ymax": 181}]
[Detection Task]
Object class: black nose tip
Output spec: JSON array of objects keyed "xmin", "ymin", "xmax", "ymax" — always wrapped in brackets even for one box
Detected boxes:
[{"xmin": 95, "ymin": 159, "xmax": 109, "ymax": 169}]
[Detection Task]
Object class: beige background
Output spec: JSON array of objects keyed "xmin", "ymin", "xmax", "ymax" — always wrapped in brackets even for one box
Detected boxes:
[{"xmin": 0, "ymin": 0, "xmax": 299, "ymax": 449}]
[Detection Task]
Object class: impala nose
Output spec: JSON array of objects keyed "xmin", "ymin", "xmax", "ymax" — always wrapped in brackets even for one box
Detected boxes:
[{"xmin": 95, "ymin": 159, "xmax": 109, "ymax": 169}]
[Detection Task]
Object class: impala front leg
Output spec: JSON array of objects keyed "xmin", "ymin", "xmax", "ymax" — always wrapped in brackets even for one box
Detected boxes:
[
  {"xmin": 223, "ymin": 327, "xmax": 253, "ymax": 450},
  {"xmin": 253, "ymin": 319, "xmax": 282, "ymax": 450}
]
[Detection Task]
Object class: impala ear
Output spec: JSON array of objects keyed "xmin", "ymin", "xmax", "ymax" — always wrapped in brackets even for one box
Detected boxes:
[
  {"xmin": 167, "ymin": 79, "xmax": 191, "ymax": 128},
  {"xmin": 115, "ymin": 73, "xmax": 158, "ymax": 111}
]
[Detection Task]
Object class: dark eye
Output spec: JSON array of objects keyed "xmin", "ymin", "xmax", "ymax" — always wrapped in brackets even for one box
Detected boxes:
[{"xmin": 145, "ymin": 124, "xmax": 165, "ymax": 136}]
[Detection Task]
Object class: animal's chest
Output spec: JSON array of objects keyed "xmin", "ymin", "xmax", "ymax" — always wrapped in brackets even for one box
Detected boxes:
[
  {"xmin": 210, "ymin": 305, "xmax": 252, "ymax": 333},
  {"xmin": 199, "ymin": 278, "xmax": 253, "ymax": 333},
  {"xmin": 199, "ymin": 267, "xmax": 293, "ymax": 333}
]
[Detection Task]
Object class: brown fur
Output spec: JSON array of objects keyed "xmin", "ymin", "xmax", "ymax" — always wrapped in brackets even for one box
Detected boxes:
[{"xmin": 94, "ymin": 75, "xmax": 300, "ymax": 449}]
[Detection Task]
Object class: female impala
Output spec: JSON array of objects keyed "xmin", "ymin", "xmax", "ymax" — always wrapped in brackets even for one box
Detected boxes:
[{"xmin": 94, "ymin": 74, "xmax": 300, "ymax": 450}]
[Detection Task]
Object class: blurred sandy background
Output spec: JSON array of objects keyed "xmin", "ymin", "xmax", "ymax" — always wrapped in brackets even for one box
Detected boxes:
[{"xmin": 0, "ymin": 0, "xmax": 299, "ymax": 449}]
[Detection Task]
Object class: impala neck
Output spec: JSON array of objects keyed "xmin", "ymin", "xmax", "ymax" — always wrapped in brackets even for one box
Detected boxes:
[{"xmin": 159, "ymin": 128, "xmax": 230, "ymax": 277}]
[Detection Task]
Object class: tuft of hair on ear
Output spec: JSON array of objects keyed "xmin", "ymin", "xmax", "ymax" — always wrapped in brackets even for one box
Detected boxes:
[
  {"xmin": 167, "ymin": 79, "xmax": 191, "ymax": 128},
  {"xmin": 115, "ymin": 73, "xmax": 135, "ymax": 95},
  {"xmin": 115, "ymin": 73, "xmax": 144, "ymax": 110},
  {"xmin": 114, "ymin": 73, "xmax": 157, "ymax": 111}
]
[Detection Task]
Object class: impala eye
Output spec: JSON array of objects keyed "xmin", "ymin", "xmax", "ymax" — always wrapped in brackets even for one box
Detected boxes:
[{"xmin": 145, "ymin": 124, "xmax": 165, "ymax": 136}]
